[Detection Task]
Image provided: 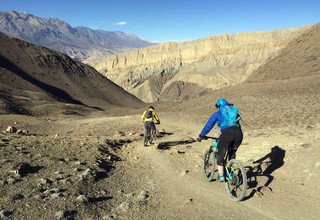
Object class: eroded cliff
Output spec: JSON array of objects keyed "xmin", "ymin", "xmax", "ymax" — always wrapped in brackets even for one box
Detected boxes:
[{"xmin": 90, "ymin": 26, "xmax": 310, "ymax": 102}]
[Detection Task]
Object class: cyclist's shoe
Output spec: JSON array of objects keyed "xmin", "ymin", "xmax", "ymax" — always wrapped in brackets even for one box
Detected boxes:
[{"xmin": 217, "ymin": 175, "xmax": 225, "ymax": 182}]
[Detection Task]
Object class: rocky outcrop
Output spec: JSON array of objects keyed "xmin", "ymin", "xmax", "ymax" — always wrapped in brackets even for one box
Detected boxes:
[{"xmin": 91, "ymin": 26, "xmax": 310, "ymax": 102}]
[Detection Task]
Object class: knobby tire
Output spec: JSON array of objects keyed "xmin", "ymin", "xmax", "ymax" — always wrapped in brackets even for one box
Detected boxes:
[
  {"xmin": 203, "ymin": 148, "xmax": 216, "ymax": 182},
  {"xmin": 144, "ymin": 126, "xmax": 152, "ymax": 146},
  {"xmin": 224, "ymin": 159, "xmax": 247, "ymax": 202}
]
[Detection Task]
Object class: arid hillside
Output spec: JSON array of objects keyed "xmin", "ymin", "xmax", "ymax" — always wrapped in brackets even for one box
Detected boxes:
[
  {"xmin": 0, "ymin": 32, "xmax": 144, "ymax": 115},
  {"xmin": 90, "ymin": 26, "xmax": 310, "ymax": 102},
  {"xmin": 162, "ymin": 23, "xmax": 320, "ymax": 130},
  {"xmin": 247, "ymin": 23, "xmax": 320, "ymax": 82}
]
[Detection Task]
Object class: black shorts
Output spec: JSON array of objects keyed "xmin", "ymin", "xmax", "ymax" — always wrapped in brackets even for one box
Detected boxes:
[{"xmin": 216, "ymin": 126, "xmax": 243, "ymax": 165}]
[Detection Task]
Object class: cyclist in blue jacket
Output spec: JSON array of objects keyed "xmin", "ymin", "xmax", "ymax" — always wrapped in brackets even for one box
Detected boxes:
[{"xmin": 196, "ymin": 98, "xmax": 243, "ymax": 182}]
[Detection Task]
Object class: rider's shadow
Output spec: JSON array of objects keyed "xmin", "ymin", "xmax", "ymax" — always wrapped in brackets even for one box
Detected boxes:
[
  {"xmin": 157, "ymin": 139, "xmax": 194, "ymax": 150},
  {"xmin": 155, "ymin": 130, "xmax": 174, "ymax": 138},
  {"xmin": 245, "ymin": 145, "xmax": 286, "ymax": 199}
]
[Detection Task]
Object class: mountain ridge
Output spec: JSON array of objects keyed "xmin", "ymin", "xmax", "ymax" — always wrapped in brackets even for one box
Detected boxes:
[
  {"xmin": 0, "ymin": 32, "xmax": 144, "ymax": 115},
  {"xmin": 0, "ymin": 10, "xmax": 154, "ymax": 61},
  {"xmin": 90, "ymin": 25, "xmax": 310, "ymax": 102}
]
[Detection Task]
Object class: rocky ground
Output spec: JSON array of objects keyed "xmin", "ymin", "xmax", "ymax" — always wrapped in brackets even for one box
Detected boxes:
[{"xmin": 0, "ymin": 104, "xmax": 319, "ymax": 219}]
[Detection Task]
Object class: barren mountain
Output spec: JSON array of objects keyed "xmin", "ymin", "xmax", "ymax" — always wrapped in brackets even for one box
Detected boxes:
[
  {"xmin": 0, "ymin": 11, "xmax": 154, "ymax": 61},
  {"xmin": 247, "ymin": 23, "xmax": 320, "ymax": 82},
  {"xmin": 166, "ymin": 23, "xmax": 320, "ymax": 127},
  {"xmin": 91, "ymin": 26, "xmax": 310, "ymax": 102},
  {"xmin": 0, "ymin": 32, "xmax": 144, "ymax": 115}
]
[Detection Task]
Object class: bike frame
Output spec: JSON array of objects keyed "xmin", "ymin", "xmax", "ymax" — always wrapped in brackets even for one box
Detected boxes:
[{"xmin": 202, "ymin": 136, "xmax": 247, "ymax": 201}]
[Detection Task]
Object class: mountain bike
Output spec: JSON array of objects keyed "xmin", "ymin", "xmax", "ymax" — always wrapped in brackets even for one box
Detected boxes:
[
  {"xmin": 202, "ymin": 136, "xmax": 247, "ymax": 202},
  {"xmin": 144, "ymin": 123, "xmax": 153, "ymax": 146},
  {"xmin": 143, "ymin": 122, "xmax": 160, "ymax": 146}
]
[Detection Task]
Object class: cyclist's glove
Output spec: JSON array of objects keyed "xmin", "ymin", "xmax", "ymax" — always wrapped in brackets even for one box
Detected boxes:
[{"xmin": 195, "ymin": 135, "xmax": 204, "ymax": 142}]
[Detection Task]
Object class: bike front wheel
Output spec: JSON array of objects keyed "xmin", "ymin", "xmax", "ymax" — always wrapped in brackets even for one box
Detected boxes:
[
  {"xmin": 203, "ymin": 148, "xmax": 216, "ymax": 182},
  {"xmin": 225, "ymin": 159, "xmax": 247, "ymax": 202}
]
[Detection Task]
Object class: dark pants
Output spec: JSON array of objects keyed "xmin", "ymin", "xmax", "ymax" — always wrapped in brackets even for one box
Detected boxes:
[
  {"xmin": 144, "ymin": 121, "xmax": 156, "ymax": 137},
  {"xmin": 216, "ymin": 127, "xmax": 243, "ymax": 166}
]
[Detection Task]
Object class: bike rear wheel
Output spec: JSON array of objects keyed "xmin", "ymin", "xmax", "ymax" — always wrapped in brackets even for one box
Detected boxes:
[
  {"xmin": 224, "ymin": 159, "xmax": 247, "ymax": 202},
  {"xmin": 203, "ymin": 148, "xmax": 216, "ymax": 182},
  {"xmin": 144, "ymin": 126, "xmax": 152, "ymax": 146},
  {"xmin": 143, "ymin": 135, "xmax": 148, "ymax": 146}
]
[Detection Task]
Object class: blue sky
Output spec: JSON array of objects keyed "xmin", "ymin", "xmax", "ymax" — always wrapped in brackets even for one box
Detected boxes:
[{"xmin": 1, "ymin": 0, "xmax": 320, "ymax": 42}]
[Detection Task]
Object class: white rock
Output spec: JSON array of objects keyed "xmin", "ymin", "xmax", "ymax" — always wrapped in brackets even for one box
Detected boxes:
[
  {"xmin": 114, "ymin": 131, "xmax": 125, "ymax": 137},
  {"xmin": 6, "ymin": 126, "xmax": 17, "ymax": 133},
  {"xmin": 0, "ymin": 210, "xmax": 11, "ymax": 218},
  {"xmin": 137, "ymin": 191, "xmax": 149, "ymax": 201},
  {"xmin": 180, "ymin": 170, "xmax": 190, "ymax": 176},
  {"xmin": 51, "ymin": 193, "xmax": 61, "ymax": 199},
  {"xmin": 76, "ymin": 195, "xmax": 88, "ymax": 203},
  {"xmin": 303, "ymin": 169, "xmax": 310, "ymax": 174},
  {"xmin": 118, "ymin": 202, "xmax": 132, "ymax": 212},
  {"xmin": 7, "ymin": 177, "xmax": 17, "ymax": 184},
  {"xmin": 55, "ymin": 211, "xmax": 65, "ymax": 219}
]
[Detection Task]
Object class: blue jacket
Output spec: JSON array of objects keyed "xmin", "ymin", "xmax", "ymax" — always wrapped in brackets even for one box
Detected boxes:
[{"xmin": 200, "ymin": 109, "xmax": 239, "ymax": 137}]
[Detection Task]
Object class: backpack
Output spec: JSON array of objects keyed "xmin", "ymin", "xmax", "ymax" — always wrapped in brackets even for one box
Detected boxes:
[
  {"xmin": 144, "ymin": 110, "xmax": 153, "ymax": 119},
  {"xmin": 219, "ymin": 105, "xmax": 240, "ymax": 128}
]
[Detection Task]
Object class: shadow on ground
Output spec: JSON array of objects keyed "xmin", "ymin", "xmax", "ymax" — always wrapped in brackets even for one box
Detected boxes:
[
  {"xmin": 157, "ymin": 139, "xmax": 195, "ymax": 150},
  {"xmin": 244, "ymin": 145, "xmax": 286, "ymax": 200},
  {"xmin": 157, "ymin": 131, "xmax": 174, "ymax": 137},
  {"xmin": 89, "ymin": 195, "xmax": 113, "ymax": 203},
  {"xmin": 12, "ymin": 163, "xmax": 44, "ymax": 177},
  {"xmin": 94, "ymin": 139, "xmax": 128, "ymax": 181}
]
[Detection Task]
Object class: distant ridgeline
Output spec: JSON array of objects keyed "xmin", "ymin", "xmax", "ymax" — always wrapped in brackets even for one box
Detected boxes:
[{"xmin": 0, "ymin": 10, "xmax": 154, "ymax": 62}]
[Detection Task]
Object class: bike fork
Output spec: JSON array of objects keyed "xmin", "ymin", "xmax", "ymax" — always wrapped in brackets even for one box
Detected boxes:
[{"xmin": 225, "ymin": 164, "xmax": 235, "ymax": 181}]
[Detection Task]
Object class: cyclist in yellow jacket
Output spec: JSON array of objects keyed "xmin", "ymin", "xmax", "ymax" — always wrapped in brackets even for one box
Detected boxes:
[{"xmin": 141, "ymin": 106, "xmax": 160, "ymax": 142}]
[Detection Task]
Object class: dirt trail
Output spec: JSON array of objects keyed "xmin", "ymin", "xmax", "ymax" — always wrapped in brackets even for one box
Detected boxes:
[
  {"xmin": 1, "ymin": 113, "xmax": 319, "ymax": 219},
  {"xmin": 116, "ymin": 116, "xmax": 320, "ymax": 220}
]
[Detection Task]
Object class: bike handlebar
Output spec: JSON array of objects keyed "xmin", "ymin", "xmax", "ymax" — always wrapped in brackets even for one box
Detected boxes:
[
  {"xmin": 202, "ymin": 136, "xmax": 219, "ymax": 140},
  {"xmin": 195, "ymin": 135, "xmax": 219, "ymax": 142}
]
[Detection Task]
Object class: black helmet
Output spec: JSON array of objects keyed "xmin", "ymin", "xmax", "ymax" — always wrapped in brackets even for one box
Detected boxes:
[{"xmin": 149, "ymin": 105, "xmax": 154, "ymax": 110}]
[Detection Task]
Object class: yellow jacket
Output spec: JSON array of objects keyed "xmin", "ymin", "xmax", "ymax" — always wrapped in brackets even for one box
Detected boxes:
[{"xmin": 141, "ymin": 108, "xmax": 160, "ymax": 123}]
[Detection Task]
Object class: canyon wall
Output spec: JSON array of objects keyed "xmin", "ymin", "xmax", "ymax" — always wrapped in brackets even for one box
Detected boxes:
[{"xmin": 90, "ymin": 26, "xmax": 310, "ymax": 102}]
